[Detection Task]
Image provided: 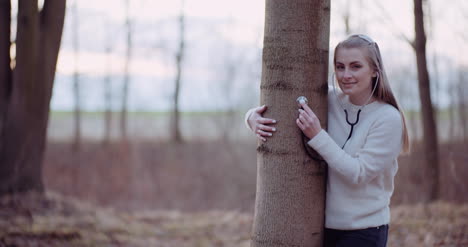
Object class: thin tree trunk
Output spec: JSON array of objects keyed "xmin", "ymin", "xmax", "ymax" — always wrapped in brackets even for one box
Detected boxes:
[
  {"xmin": 458, "ymin": 70, "xmax": 467, "ymax": 143},
  {"xmin": 172, "ymin": 0, "xmax": 185, "ymax": 143},
  {"xmin": 103, "ymin": 17, "xmax": 113, "ymax": 145},
  {"xmin": 448, "ymin": 83, "xmax": 456, "ymax": 139},
  {"xmin": 250, "ymin": 0, "xmax": 330, "ymax": 246},
  {"xmin": 343, "ymin": 0, "xmax": 351, "ymax": 35},
  {"xmin": 104, "ymin": 44, "xmax": 112, "ymax": 144},
  {"xmin": 0, "ymin": 0, "xmax": 66, "ymax": 195},
  {"xmin": 121, "ymin": 0, "xmax": 132, "ymax": 141},
  {"xmin": 413, "ymin": 0, "xmax": 440, "ymax": 201},
  {"xmin": 72, "ymin": 1, "xmax": 81, "ymax": 151},
  {"xmin": 0, "ymin": 0, "xmax": 12, "ymax": 145}
]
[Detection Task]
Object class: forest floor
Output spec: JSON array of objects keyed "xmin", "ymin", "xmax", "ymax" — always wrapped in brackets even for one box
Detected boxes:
[{"xmin": 0, "ymin": 192, "xmax": 467, "ymax": 247}]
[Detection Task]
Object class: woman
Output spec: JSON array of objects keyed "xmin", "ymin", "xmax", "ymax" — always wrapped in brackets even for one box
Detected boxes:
[{"xmin": 245, "ymin": 34, "xmax": 410, "ymax": 247}]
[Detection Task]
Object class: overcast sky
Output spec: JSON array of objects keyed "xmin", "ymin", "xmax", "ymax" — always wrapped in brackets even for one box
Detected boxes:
[{"xmin": 46, "ymin": 0, "xmax": 468, "ymax": 111}]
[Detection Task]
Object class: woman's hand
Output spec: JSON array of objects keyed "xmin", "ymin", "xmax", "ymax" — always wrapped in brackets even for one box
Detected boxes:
[
  {"xmin": 247, "ymin": 105, "xmax": 277, "ymax": 142},
  {"xmin": 296, "ymin": 102, "xmax": 322, "ymax": 139}
]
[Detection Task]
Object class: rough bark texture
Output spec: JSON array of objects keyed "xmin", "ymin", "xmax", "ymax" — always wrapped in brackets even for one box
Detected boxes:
[
  {"xmin": 0, "ymin": 0, "xmax": 66, "ymax": 195},
  {"xmin": 250, "ymin": 0, "xmax": 330, "ymax": 246},
  {"xmin": 413, "ymin": 0, "xmax": 440, "ymax": 201}
]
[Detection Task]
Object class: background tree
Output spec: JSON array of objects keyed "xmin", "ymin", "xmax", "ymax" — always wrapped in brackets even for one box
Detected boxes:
[
  {"xmin": 250, "ymin": 0, "xmax": 330, "ymax": 246},
  {"xmin": 413, "ymin": 0, "xmax": 440, "ymax": 201},
  {"xmin": 172, "ymin": 0, "xmax": 185, "ymax": 143},
  {"xmin": 72, "ymin": 0, "xmax": 82, "ymax": 151},
  {"xmin": 457, "ymin": 68, "xmax": 467, "ymax": 143},
  {"xmin": 0, "ymin": 0, "xmax": 66, "ymax": 195},
  {"xmin": 103, "ymin": 17, "xmax": 114, "ymax": 145},
  {"xmin": 121, "ymin": 0, "xmax": 132, "ymax": 141}
]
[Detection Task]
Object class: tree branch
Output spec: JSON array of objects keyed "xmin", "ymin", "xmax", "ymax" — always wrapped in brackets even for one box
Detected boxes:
[{"xmin": 372, "ymin": 1, "xmax": 415, "ymax": 48}]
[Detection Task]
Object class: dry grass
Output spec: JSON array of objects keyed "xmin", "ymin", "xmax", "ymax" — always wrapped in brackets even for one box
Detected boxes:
[
  {"xmin": 0, "ymin": 192, "xmax": 467, "ymax": 247},
  {"xmin": 28, "ymin": 137, "xmax": 468, "ymax": 246}
]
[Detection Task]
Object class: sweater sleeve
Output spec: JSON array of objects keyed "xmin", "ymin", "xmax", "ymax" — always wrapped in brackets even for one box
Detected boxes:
[
  {"xmin": 244, "ymin": 108, "xmax": 256, "ymax": 131},
  {"xmin": 307, "ymin": 110, "xmax": 403, "ymax": 185}
]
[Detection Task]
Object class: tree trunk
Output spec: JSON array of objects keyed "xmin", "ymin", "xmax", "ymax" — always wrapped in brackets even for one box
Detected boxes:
[
  {"xmin": 458, "ymin": 70, "xmax": 467, "ymax": 143},
  {"xmin": 104, "ymin": 43, "xmax": 113, "ymax": 145},
  {"xmin": 250, "ymin": 0, "xmax": 330, "ymax": 246},
  {"xmin": 448, "ymin": 80, "xmax": 455, "ymax": 139},
  {"xmin": 413, "ymin": 0, "xmax": 439, "ymax": 201},
  {"xmin": 0, "ymin": 0, "xmax": 12, "ymax": 142},
  {"xmin": 0, "ymin": 0, "xmax": 66, "ymax": 195},
  {"xmin": 121, "ymin": 0, "xmax": 132, "ymax": 141},
  {"xmin": 172, "ymin": 0, "xmax": 185, "ymax": 143},
  {"xmin": 72, "ymin": 1, "xmax": 81, "ymax": 151}
]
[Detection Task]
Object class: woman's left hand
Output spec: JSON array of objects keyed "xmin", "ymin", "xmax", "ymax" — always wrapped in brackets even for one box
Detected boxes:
[{"xmin": 296, "ymin": 102, "xmax": 322, "ymax": 139}]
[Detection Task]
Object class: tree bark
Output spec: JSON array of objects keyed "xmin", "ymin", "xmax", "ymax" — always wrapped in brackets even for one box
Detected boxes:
[
  {"xmin": 0, "ymin": 0, "xmax": 66, "ymax": 195},
  {"xmin": 250, "ymin": 1, "xmax": 330, "ymax": 246},
  {"xmin": 413, "ymin": 0, "xmax": 440, "ymax": 201}
]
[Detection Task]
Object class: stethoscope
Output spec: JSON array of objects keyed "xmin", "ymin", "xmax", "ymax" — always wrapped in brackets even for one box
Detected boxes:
[
  {"xmin": 331, "ymin": 72, "xmax": 380, "ymax": 149},
  {"xmin": 297, "ymin": 72, "xmax": 380, "ymax": 161}
]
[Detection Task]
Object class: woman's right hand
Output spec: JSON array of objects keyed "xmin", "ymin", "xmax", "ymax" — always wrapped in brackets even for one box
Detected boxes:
[{"xmin": 247, "ymin": 105, "xmax": 277, "ymax": 142}]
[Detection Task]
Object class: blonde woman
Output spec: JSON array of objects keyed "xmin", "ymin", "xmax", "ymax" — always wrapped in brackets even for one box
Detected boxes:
[{"xmin": 245, "ymin": 34, "xmax": 409, "ymax": 247}]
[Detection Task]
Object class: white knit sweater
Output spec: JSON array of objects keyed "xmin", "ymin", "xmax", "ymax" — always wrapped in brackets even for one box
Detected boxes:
[
  {"xmin": 307, "ymin": 90, "xmax": 403, "ymax": 230},
  {"xmin": 245, "ymin": 89, "xmax": 403, "ymax": 230}
]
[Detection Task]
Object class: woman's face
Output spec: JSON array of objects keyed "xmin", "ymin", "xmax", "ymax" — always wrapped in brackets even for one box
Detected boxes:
[{"xmin": 335, "ymin": 47, "xmax": 377, "ymax": 105}]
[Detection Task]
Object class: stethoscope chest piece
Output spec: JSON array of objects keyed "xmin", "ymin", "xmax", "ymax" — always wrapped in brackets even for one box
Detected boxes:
[{"xmin": 296, "ymin": 96, "xmax": 308, "ymax": 107}]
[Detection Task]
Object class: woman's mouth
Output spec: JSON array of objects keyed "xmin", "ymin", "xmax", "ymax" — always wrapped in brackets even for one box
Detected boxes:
[{"xmin": 341, "ymin": 82, "xmax": 357, "ymax": 87}]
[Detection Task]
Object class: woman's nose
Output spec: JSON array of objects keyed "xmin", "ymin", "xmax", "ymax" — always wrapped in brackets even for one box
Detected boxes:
[{"xmin": 343, "ymin": 69, "xmax": 352, "ymax": 78}]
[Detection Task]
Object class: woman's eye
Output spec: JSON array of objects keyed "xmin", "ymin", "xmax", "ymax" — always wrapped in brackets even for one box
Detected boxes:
[
  {"xmin": 336, "ymin": 66, "xmax": 344, "ymax": 70},
  {"xmin": 352, "ymin": 65, "xmax": 362, "ymax": 69}
]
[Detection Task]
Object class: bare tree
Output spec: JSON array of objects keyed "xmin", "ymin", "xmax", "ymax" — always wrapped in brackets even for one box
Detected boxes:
[
  {"xmin": 341, "ymin": 0, "xmax": 352, "ymax": 35},
  {"xmin": 71, "ymin": 0, "xmax": 81, "ymax": 151},
  {"xmin": 457, "ymin": 68, "xmax": 467, "ymax": 143},
  {"xmin": 172, "ymin": 0, "xmax": 185, "ymax": 143},
  {"xmin": 0, "ymin": 0, "xmax": 66, "ymax": 195},
  {"xmin": 414, "ymin": 0, "xmax": 440, "ymax": 201},
  {"xmin": 215, "ymin": 28, "xmax": 245, "ymax": 141},
  {"xmin": 121, "ymin": 0, "xmax": 132, "ymax": 141},
  {"xmin": 448, "ymin": 78, "xmax": 456, "ymax": 139},
  {"xmin": 374, "ymin": 0, "xmax": 441, "ymax": 201},
  {"xmin": 250, "ymin": 0, "xmax": 330, "ymax": 246},
  {"xmin": 103, "ymin": 17, "xmax": 113, "ymax": 145}
]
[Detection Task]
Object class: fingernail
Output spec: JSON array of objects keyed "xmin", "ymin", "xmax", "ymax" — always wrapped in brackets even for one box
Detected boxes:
[
  {"xmin": 272, "ymin": 128, "xmax": 276, "ymax": 131},
  {"xmin": 272, "ymin": 120, "xmax": 277, "ymax": 123},
  {"xmin": 268, "ymin": 133, "xmax": 272, "ymax": 136}
]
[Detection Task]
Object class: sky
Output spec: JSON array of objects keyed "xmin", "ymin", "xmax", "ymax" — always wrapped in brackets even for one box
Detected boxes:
[{"xmin": 45, "ymin": 0, "xmax": 468, "ymax": 112}]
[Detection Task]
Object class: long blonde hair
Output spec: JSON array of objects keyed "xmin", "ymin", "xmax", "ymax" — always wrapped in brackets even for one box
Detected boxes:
[{"xmin": 333, "ymin": 34, "xmax": 410, "ymax": 154}]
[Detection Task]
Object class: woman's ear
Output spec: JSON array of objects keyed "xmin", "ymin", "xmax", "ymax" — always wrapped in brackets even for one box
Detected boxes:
[{"xmin": 372, "ymin": 71, "xmax": 379, "ymax": 78}]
